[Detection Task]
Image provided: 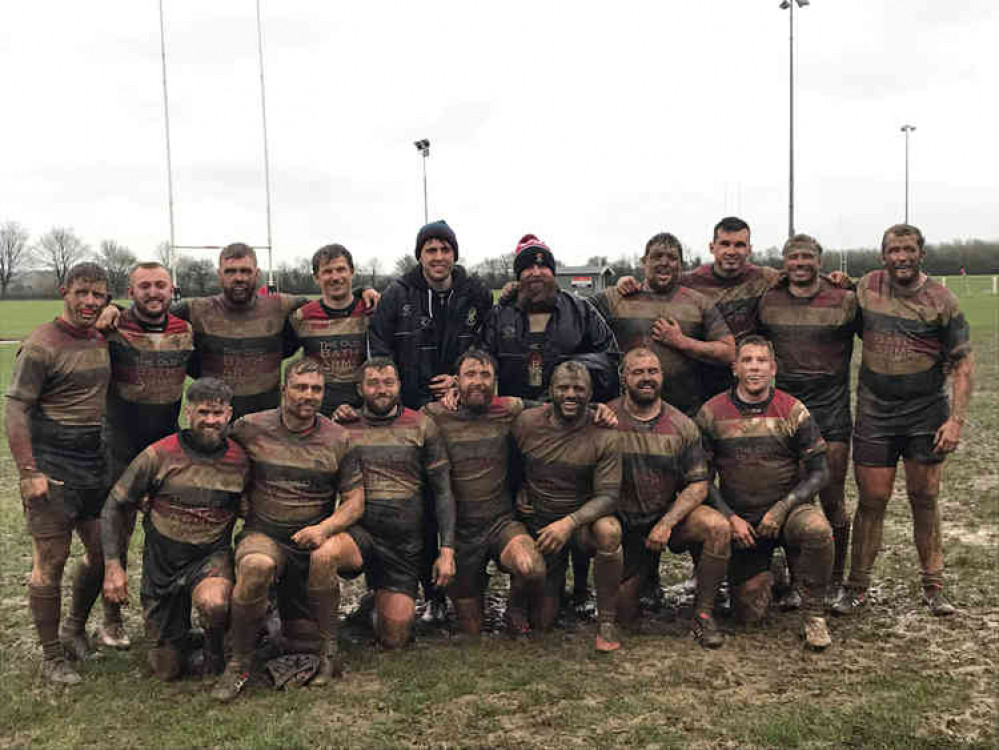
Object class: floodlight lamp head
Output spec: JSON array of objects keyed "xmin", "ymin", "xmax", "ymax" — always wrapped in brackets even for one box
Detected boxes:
[
  {"xmin": 779, "ymin": 1, "xmax": 791, "ymax": 8},
  {"xmin": 414, "ymin": 139, "xmax": 430, "ymax": 156}
]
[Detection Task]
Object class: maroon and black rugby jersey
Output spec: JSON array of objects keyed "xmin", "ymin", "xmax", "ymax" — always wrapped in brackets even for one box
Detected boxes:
[
  {"xmin": 608, "ymin": 397, "xmax": 709, "ymax": 528},
  {"xmin": 593, "ymin": 286, "xmax": 731, "ymax": 415},
  {"xmin": 6, "ymin": 318, "xmax": 110, "ymax": 487},
  {"xmin": 855, "ymin": 270, "xmax": 971, "ymax": 435},
  {"xmin": 695, "ymin": 388, "xmax": 826, "ymax": 524},
  {"xmin": 105, "ymin": 309, "xmax": 195, "ymax": 465}
]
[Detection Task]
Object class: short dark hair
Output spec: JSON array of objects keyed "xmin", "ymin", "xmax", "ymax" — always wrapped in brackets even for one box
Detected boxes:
[
  {"xmin": 551, "ymin": 360, "xmax": 592, "ymax": 391},
  {"xmin": 285, "ymin": 358, "xmax": 322, "ymax": 385},
  {"xmin": 312, "ymin": 244, "xmax": 354, "ymax": 274},
  {"xmin": 64, "ymin": 262, "xmax": 108, "ymax": 289},
  {"xmin": 736, "ymin": 334, "xmax": 775, "ymax": 361},
  {"xmin": 713, "ymin": 216, "xmax": 751, "ymax": 242},
  {"xmin": 643, "ymin": 232, "xmax": 683, "ymax": 262},
  {"xmin": 359, "ymin": 357, "xmax": 399, "ymax": 380},
  {"xmin": 186, "ymin": 377, "xmax": 233, "ymax": 405},
  {"xmin": 881, "ymin": 223, "xmax": 925, "ymax": 254},
  {"xmin": 782, "ymin": 233, "xmax": 822, "ymax": 256},
  {"xmin": 455, "ymin": 348, "xmax": 497, "ymax": 376},
  {"xmin": 219, "ymin": 242, "xmax": 257, "ymax": 265}
]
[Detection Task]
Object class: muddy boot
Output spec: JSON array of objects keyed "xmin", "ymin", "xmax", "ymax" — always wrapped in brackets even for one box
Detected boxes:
[
  {"xmin": 922, "ymin": 587, "xmax": 956, "ymax": 617},
  {"xmin": 690, "ymin": 612, "xmax": 724, "ymax": 649},
  {"xmin": 311, "ymin": 641, "xmax": 343, "ymax": 687},
  {"xmin": 802, "ymin": 616, "xmax": 832, "ymax": 651},
  {"xmin": 777, "ymin": 585, "xmax": 804, "ymax": 612},
  {"xmin": 40, "ymin": 656, "xmax": 82, "ymax": 686},
  {"xmin": 212, "ymin": 659, "xmax": 251, "ymax": 702},
  {"xmin": 594, "ymin": 621, "xmax": 621, "ymax": 653},
  {"xmin": 96, "ymin": 614, "xmax": 131, "ymax": 650},
  {"xmin": 829, "ymin": 587, "xmax": 867, "ymax": 617}
]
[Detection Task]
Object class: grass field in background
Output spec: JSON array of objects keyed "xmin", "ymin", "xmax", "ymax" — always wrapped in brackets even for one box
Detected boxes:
[{"xmin": 0, "ymin": 280, "xmax": 995, "ymax": 749}]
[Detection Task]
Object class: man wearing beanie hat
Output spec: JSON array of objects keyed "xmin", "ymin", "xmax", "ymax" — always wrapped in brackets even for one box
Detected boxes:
[
  {"xmin": 482, "ymin": 233, "xmax": 619, "ymax": 403},
  {"xmin": 370, "ymin": 220, "xmax": 491, "ymax": 410},
  {"xmin": 369, "ymin": 220, "xmax": 492, "ymax": 622}
]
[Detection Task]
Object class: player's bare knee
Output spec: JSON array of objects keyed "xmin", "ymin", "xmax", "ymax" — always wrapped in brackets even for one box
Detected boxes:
[
  {"xmin": 857, "ymin": 492, "xmax": 890, "ymax": 514},
  {"xmin": 908, "ymin": 489, "xmax": 938, "ymax": 511},
  {"xmin": 236, "ymin": 553, "xmax": 276, "ymax": 594},
  {"xmin": 702, "ymin": 514, "xmax": 732, "ymax": 551},
  {"xmin": 194, "ymin": 584, "xmax": 231, "ymax": 625},
  {"xmin": 378, "ymin": 617, "xmax": 413, "ymax": 650},
  {"xmin": 309, "ymin": 545, "xmax": 336, "ymax": 575},
  {"xmin": 591, "ymin": 517, "xmax": 622, "ymax": 551}
]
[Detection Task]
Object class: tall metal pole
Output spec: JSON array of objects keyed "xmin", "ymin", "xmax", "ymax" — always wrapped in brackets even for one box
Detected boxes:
[
  {"xmin": 422, "ymin": 153, "xmax": 429, "ymax": 224},
  {"xmin": 901, "ymin": 124, "xmax": 916, "ymax": 223},
  {"xmin": 788, "ymin": 0, "xmax": 795, "ymax": 239},
  {"xmin": 255, "ymin": 0, "xmax": 275, "ymax": 289},
  {"xmin": 414, "ymin": 139, "xmax": 430, "ymax": 224},
  {"xmin": 158, "ymin": 0, "xmax": 177, "ymax": 286}
]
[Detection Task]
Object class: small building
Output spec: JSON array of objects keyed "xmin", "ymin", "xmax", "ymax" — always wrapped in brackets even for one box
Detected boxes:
[{"xmin": 554, "ymin": 265, "xmax": 616, "ymax": 296}]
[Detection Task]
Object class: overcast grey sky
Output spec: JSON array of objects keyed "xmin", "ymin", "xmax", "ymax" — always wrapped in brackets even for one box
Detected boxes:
[{"xmin": 2, "ymin": 1, "xmax": 997, "ymax": 273}]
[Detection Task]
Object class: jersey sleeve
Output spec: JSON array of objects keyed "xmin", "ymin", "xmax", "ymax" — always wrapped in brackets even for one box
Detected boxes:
[
  {"xmin": 6, "ymin": 341, "xmax": 49, "ymax": 406},
  {"xmin": 678, "ymin": 417, "xmax": 710, "ymax": 486},
  {"xmin": 788, "ymin": 402, "xmax": 827, "ymax": 461},
  {"xmin": 108, "ymin": 447, "xmax": 160, "ymax": 509}
]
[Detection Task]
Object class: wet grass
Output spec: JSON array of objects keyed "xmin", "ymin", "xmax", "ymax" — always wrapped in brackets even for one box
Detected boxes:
[{"xmin": 0, "ymin": 291, "xmax": 996, "ymax": 749}]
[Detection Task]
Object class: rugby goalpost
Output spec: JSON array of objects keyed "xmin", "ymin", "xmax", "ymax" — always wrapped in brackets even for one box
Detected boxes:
[{"xmin": 157, "ymin": 0, "xmax": 276, "ymax": 293}]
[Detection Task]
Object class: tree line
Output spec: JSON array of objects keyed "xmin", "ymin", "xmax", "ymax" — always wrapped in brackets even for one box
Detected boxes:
[{"xmin": 1, "ymin": 222, "xmax": 997, "ymax": 299}]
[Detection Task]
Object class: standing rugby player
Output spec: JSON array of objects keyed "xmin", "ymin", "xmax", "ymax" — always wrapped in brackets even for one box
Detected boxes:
[
  {"xmin": 6, "ymin": 263, "xmax": 111, "ymax": 683},
  {"xmin": 835, "ymin": 225, "xmax": 974, "ymax": 616}
]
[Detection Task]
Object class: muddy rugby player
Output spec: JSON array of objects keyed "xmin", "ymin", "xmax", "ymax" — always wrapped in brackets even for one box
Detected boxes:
[
  {"xmin": 100, "ymin": 261, "xmax": 196, "ymax": 649},
  {"xmin": 695, "ymin": 336, "xmax": 834, "ymax": 650},
  {"xmin": 101, "ymin": 378, "xmax": 249, "ymax": 681},
  {"xmin": 6, "ymin": 262, "xmax": 112, "ymax": 684},
  {"xmin": 756, "ymin": 235, "xmax": 859, "ymax": 608},
  {"xmin": 834, "ymin": 224, "xmax": 974, "ymax": 617},
  {"xmin": 214, "ymin": 359, "xmax": 364, "ymax": 702}
]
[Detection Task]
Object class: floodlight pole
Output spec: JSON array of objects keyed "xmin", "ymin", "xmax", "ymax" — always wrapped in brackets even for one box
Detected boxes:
[
  {"xmin": 256, "ymin": 0, "xmax": 275, "ymax": 289},
  {"xmin": 900, "ymin": 124, "xmax": 916, "ymax": 223},
  {"xmin": 780, "ymin": 0, "xmax": 810, "ymax": 239},
  {"xmin": 158, "ymin": 0, "xmax": 177, "ymax": 286},
  {"xmin": 415, "ymin": 139, "xmax": 430, "ymax": 224}
]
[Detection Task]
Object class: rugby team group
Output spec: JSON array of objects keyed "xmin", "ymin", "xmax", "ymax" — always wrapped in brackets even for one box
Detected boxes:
[{"xmin": 5, "ymin": 216, "xmax": 974, "ymax": 701}]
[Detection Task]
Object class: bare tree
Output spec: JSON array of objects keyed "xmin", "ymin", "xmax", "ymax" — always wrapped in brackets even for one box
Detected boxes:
[
  {"xmin": 394, "ymin": 254, "xmax": 418, "ymax": 277},
  {"xmin": 0, "ymin": 221, "xmax": 30, "ymax": 299},
  {"xmin": 156, "ymin": 240, "xmax": 177, "ymax": 277},
  {"xmin": 176, "ymin": 255, "xmax": 217, "ymax": 297},
  {"xmin": 36, "ymin": 227, "xmax": 89, "ymax": 286},
  {"xmin": 366, "ymin": 257, "xmax": 382, "ymax": 290},
  {"xmin": 99, "ymin": 239, "xmax": 137, "ymax": 297}
]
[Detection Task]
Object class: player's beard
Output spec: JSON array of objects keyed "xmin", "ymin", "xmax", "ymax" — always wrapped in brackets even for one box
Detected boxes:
[
  {"xmin": 517, "ymin": 275, "xmax": 558, "ymax": 310},
  {"xmin": 365, "ymin": 393, "xmax": 399, "ymax": 417},
  {"xmin": 461, "ymin": 387, "xmax": 491, "ymax": 414},
  {"xmin": 626, "ymin": 381, "xmax": 660, "ymax": 406}
]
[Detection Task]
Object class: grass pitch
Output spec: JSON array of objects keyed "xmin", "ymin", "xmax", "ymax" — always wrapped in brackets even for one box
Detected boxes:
[{"xmin": 0, "ymin": 281, "xmax": 996, "ymax": 749}]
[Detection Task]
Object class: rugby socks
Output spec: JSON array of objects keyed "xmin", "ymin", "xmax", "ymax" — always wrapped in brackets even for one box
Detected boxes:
[
  {"xmin": 230, "ymin": 594, "xmax": 268, "ymax": 666},
  {"xmin": 593, "ymin": 545, "xmax": 623, "ymax": 625},
  {"xmin": 29, "ymin": 583, "xmax": 62, "ymax": 660},
  {"xmin": 795, "ymin": 525, "xmax": 834, "ymax": 619},
  {"xmin": 831, "ymin": 524, "xmax": 850, "ymax": 587},
  {"xmin": 453, "ymin": 597, "xmax": 483, "ymax": 636},
  {"xmin": 693, "ymin": 550, "xmax": 729, "ymax": 617},
  {"xmin": 64, "ymin": 556, "xmax": 103, "ymax": 635},
  {"xmin": 307, "ymin": 581, "xmax": 339, "ymax": 649}
]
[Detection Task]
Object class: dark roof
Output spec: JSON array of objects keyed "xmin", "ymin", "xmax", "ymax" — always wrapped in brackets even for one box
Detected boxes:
[{"xmin": 555, "ymin": 265, "xmax": 616, "ymax": 276}]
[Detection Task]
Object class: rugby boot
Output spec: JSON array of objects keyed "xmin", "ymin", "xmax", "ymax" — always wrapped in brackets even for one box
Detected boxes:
[
  {"xmin": 40, "ymin": 656, "xmax": 82, "ymax": 686},
  {"xmin": 96, "ymin": 620, "xmax": 131, "ymax": 650},
  {"xmin": 690, "ymin": 612, "xmax": 724, "ymax": 649},
  {"xmin": 311, "ymin": 643, "xmax": 344, "ymax": 687},
  {"xmin": 922, "ymin": 588, "xmax": 957, "ymax": 617},
  {"xmin": 594, "ymin": 622, "xmax": 621, "ymax": 653},
  {"xmin": 802, "ymin": 616, "xmax": 832, "ymax": 651},
  {"xmin": 825, "ymin": 583, "xmax": 846, "ymax": 612},
  {"xmin": 829, "ymin": 588, "xmax": 867, "ymax": 617},
  {"xmin": 211, "ymin": 659, "xmax": 251, "ymax": 703},
  {"xmin": 777, "ymin": 585, "xmax": 804, "ymax": 612}
]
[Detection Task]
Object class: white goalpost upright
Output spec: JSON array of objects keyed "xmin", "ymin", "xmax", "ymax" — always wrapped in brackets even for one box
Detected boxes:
[{"xmin": 157, "ymin": 0, "xmax": 276, "ymax": 294}]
